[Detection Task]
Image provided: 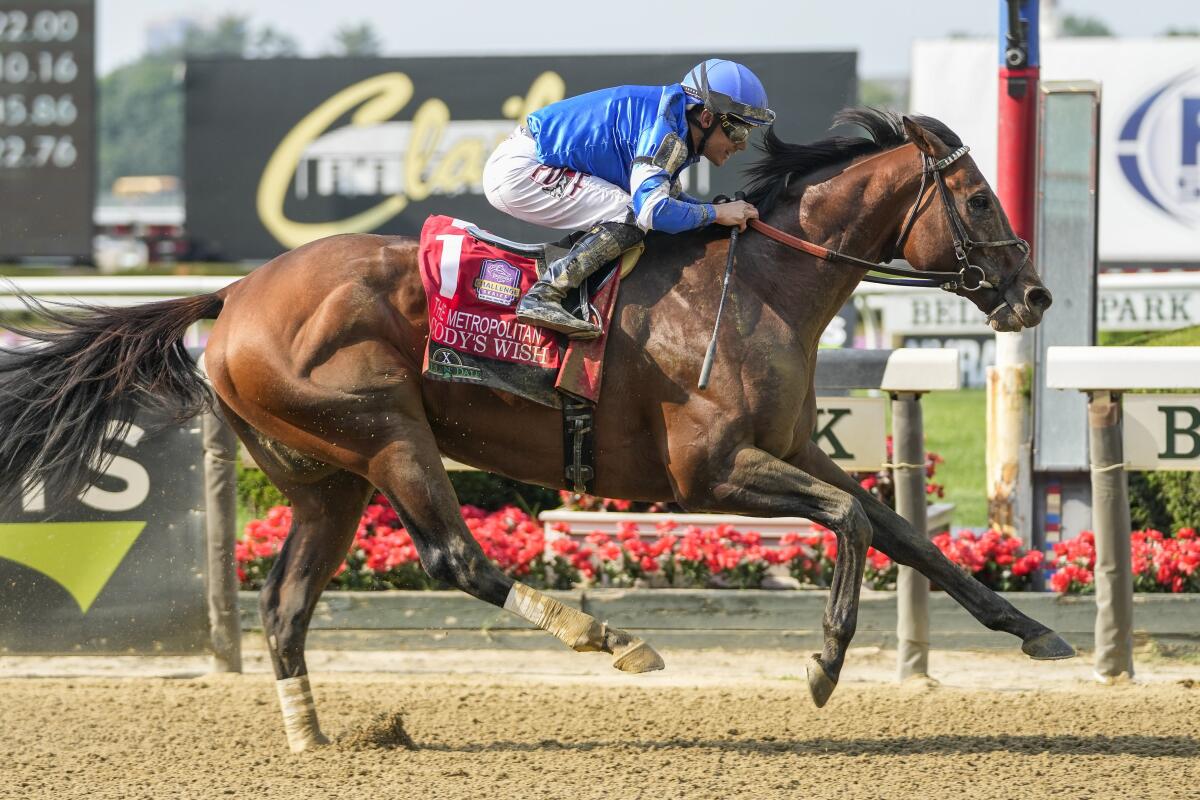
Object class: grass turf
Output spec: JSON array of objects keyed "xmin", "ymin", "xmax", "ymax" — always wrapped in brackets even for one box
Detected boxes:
[{"xmin": 916, "ymin": 389, "xmax": 988, "ymax": 529}]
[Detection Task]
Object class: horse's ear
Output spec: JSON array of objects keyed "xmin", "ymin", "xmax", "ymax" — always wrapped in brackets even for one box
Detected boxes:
[{"xmin": 902, "ymin": 116, "xmax": 952, "ymax": 159}]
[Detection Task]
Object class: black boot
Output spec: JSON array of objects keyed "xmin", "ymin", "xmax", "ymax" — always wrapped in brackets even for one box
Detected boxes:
[{"xmin": 517, "ymin": 222, "xmax": 644, "ymax": 339}]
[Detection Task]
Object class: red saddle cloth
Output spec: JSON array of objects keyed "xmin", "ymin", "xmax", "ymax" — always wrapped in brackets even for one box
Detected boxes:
[{"xmin": 417, "ymin": 215, "xmax": 620, "ymax": 408}]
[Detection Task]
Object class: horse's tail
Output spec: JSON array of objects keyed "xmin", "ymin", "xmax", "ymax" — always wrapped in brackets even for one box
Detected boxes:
[{"xmin": 0, "ymin": 291, "xmax": 224, "ymax": 503}]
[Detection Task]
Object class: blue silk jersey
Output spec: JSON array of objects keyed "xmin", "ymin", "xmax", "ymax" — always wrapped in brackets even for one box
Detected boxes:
[{"xmin": 525, "ymin": 84, "xmax": 716, "ymax": 234}]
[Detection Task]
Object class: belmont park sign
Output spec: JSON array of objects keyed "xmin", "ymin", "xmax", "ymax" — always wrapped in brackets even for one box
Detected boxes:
[{"xmin": 865, "ymin": 271, "xmax": 1200, "ymax": 339}]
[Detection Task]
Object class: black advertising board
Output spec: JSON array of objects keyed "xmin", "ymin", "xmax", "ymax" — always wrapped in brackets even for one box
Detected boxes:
[
  {"xmin": 0, "ymin": 412, "xmax": 209, "ymax": 654},
  {"xmin": 186, "ymin": 52, "xmax": 856, "ymax": 260},
  {"xmin": 0, "ymin": 0, "xmax": 94, "ymax": 259}
]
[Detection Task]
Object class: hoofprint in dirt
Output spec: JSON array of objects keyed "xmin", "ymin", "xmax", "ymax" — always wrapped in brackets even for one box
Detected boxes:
[{"xmin": 0, "ymin": 651, "xmax": 1197, "ymax": 800}]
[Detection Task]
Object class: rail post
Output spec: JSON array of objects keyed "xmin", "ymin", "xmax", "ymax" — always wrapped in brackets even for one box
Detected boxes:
[
  {"xmin": 1086, "ymin": 390, "xmax": 1134, "ymax": 678},
  {"xmin": 1045, "ymin": 346, "xmax": 1200, "ymax": 679},
  {"xmin": 892, "ymin": 391, "xmax": 930, "ymax": 679},
  {"xmin": 203, "ymin": 407, "xmax": 242, "ymax": 673}
]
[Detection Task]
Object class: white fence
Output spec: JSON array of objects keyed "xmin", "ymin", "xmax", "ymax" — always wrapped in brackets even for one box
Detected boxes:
[{"xmin": 1046, "ymin": 346, "xmax": 1200, "ymax": 679}]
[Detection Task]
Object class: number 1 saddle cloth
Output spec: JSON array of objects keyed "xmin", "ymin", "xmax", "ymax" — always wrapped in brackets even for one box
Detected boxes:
[{"xmin": 417, "ymin": 214, "xmax": 642, "ymax": 409}]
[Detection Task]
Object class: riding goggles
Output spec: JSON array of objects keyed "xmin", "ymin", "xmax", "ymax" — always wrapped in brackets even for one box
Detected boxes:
[{"xmin": 719, "ymin": 113, "xmax": 754, "ymax": 144}]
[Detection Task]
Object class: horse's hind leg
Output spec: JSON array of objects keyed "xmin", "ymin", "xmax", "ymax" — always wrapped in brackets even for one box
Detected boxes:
[
  {"xmin": 224, "ymin": 407, "xmax": 373, "ymax": 752},
  {"xmin": 258, "ymin": 469, "xmax": 372, "ymax": 752},
  {"xmin": 367, "ymin": 403, "xmax": 664, "ymax": 673}
]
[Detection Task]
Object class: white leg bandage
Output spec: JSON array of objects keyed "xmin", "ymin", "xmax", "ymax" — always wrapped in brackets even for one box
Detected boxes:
[
  {"xmin": 504, "ymin": 583, "xmax": 595, "ymax": 649},
  {"xmin": 276, "ymin": 675, "xmax": 324, "ymax": 753}
]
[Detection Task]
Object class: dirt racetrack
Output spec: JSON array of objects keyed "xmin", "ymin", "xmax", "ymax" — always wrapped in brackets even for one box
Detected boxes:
[{"xmin": 1, "ymin": 648, "xmax": 1198, "ymax": 800}]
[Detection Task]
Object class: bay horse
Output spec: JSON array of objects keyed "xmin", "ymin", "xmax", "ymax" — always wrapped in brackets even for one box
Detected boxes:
[{"xmin": 0, "ymin": 109, "xmax": 1072, "ymax": 752}]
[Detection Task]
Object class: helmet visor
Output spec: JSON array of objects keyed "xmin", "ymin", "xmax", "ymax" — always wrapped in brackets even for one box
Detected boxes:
[{"xmin": 719, "ymin": 97, "xmax": 775, "ymax": 127}]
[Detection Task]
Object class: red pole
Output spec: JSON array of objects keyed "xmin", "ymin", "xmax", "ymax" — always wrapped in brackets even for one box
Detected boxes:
[
  {"xmin": 996, "ymin": 0, "xmax": 1040, "ymax": 247},
  {"xmin": 988, "ymin": 0, "xmax": 1040, "ymax": 544}
]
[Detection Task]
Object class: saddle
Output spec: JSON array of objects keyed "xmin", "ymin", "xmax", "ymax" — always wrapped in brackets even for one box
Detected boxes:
[{"xmin": 417, "ymin": 215, "xmax": 644, "ymax": 492}]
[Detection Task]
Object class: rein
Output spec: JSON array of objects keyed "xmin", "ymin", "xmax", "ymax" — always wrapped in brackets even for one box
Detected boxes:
[
  {"xmin": 746, "ymin": 219, "xmax": 968, "ymax": 290},
  {"xmin": 746, "ymin": 144, "xmax": 1031, "ymax": 304}
]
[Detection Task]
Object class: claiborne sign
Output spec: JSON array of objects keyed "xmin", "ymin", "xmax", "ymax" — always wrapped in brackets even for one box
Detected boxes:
[
  {"xmin": 185, "ymin": 53, "xmax": 856, "ymax": 260},
  {"xmin": 1123, "ymin": 394, "xmax": 1200, "ymax": 470},
  {"xmin": 812, "ymin": 397, "xmax": 885, "ymax": 472}
]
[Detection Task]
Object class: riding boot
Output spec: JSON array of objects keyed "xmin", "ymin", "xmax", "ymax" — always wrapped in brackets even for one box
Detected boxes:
[{"xmin": 517, "ymin": 222, "xmax": 644, "ymax": 339}]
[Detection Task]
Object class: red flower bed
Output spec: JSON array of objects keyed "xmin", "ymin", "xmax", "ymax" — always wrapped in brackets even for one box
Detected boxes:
[
  {"xmin": 932, "ymin": 529, "xmax": 1044, "ymax": 592},
  {"xmin": 1048, "ymin": 528, "xmax": 1200, "ymax": 594},
  {"xmin": 777, "ymin": 526, "xmax": 1040, "ymax": 592},
  {"xmin": 237, "ymin": 496, "xmax": 562, "ymax": 591},
  {"xmin": 238, "ymin": 496, "xmax": 1054, "ymax": 593}
]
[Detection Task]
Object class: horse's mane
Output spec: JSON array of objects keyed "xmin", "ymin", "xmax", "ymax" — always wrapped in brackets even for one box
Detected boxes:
[{"xmin": 741, "ymin": 107, "xmax": 963, "ymax": 217}]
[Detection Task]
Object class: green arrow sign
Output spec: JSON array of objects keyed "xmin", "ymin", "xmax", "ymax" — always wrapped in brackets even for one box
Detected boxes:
[{"xmin": 0, "ymin": 522, "xmax": 146, "ymax": 614}]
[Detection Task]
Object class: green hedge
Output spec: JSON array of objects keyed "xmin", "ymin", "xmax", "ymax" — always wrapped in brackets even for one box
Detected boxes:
[
  {"xmin": 236, "ymin": 464, "xmax": 558, "ymax": 520},
  {"xmin": 1129, "ymin": 471, "xmax": 1200, "ymax": 533}
]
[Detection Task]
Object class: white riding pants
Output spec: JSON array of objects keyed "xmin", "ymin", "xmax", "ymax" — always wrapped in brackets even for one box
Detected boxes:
[{"xmin": 482, "ymin": 128, "xmax": 634, "ymax": 231}]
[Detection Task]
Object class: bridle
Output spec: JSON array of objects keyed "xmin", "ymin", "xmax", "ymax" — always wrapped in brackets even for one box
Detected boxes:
[
  {"xmin": 746, "ymin": 143, "xmax": 1032, "ymax": 320},
  {"xmin": 894, "ymin": 145, "xmax": 1032, "ymax": 307}
]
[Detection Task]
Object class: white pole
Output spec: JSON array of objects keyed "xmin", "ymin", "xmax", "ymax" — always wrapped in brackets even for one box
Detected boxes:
[{"xmin": 987, "ymin": 330, "xmax": 1034, "ymax": 544}]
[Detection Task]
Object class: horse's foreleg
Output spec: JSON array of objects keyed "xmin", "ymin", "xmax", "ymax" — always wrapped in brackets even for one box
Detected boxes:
[
  {"xmin": 686, "ymin": 446, "xmax": 872, "ymax": 707},
  {"xmin": 368, "ymin": 411, "xmax": 664, "ymax": 673},
  {"xmin": 793, "ymin": 442, "xmax": 1075, "ymax": 660}
]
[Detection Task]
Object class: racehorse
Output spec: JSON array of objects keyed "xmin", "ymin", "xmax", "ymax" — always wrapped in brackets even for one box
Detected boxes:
[{"xmin": 0, "ymin": 109, "xmax": 1072, "ymax": 752}]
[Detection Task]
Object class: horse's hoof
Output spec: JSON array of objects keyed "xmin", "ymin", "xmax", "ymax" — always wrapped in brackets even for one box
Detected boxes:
[
  {"xmin": 1022, "ymin": 630, "xmax": 1076, "ymax": 660},
  {"xmin": 806, "ymin": 654, "xmax": 837, "ymax": 708},
  {"xmin": 612, "ymin": 639, "xmax": 665, "ymax": 673},
  {"xmin": 287, "ymin": 730, "xmax": 330, "ymax": 754}
]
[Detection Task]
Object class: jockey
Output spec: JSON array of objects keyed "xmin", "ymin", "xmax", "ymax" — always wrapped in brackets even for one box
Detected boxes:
[{"xmin": 482, "ymin": 58, "xmax": 773, "ymax": 339}]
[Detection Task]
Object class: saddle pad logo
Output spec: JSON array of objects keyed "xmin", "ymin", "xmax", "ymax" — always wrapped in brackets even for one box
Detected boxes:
[
  {"xmin": 474, "ymin": 259, "xmax": 522, "ymax": 306},
  {"xmin": 428, "ymin": 348, "xmax": 483, "ymax": 381}
]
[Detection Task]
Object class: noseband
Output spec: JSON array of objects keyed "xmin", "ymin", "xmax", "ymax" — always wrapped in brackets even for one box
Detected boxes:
[{"xmin": 746, "ymin": 144, "xmax": 1031, "ymax": 320}]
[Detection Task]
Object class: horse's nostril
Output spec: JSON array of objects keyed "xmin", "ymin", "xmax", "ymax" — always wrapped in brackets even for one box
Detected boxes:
[{"xmin": 1025, "ymin": 287, "xmax": 1053, "ymax": 311}]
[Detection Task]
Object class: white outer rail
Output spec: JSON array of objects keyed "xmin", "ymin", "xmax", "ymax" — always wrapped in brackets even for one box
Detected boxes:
[
  {"xmin": 0, "ymin": 276, "xmax": 240, "ymax": 311},
  {"xmin": 1045, "ymin": 346, "xmax": 1200, "ymax": 390}
]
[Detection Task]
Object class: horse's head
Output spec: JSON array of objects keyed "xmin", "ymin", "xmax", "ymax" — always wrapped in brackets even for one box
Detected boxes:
[{"xmin": 896, "ymin": 117, "xmax": 1052, "ymax": 332}]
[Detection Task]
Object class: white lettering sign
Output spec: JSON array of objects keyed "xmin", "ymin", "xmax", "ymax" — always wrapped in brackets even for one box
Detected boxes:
[
  {"xmin": 813, "ymin": 397, "xmax": 886, "ymax": 472},
  {"xmin": 1124, "ymin": 394, "xmax": 1200, "ymax": 470},
  {"xmin": 20, "ymin": 423, "xmax": 151, "ymax": 513}
]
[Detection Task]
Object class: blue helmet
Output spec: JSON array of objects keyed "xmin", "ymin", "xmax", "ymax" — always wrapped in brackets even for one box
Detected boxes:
[{"xmin": 681, "ymin": 59, "xmax": 775, "ymax": 126}]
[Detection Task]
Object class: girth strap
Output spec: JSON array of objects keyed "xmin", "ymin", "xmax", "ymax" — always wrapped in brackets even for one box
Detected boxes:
[{"xmin": 562, "ymin": 397, "xmax": 595, "ymax": 494}]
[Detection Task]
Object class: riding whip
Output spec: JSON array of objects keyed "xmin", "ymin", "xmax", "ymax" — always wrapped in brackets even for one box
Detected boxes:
[{"xmin": 698, "ymin": 203, "xmax": 742, "ymax": 390}]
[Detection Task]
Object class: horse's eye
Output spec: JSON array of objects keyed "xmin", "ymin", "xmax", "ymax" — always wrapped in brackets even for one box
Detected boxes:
[{"xmin": 967, "ymin": 194, "xmax": 990, "ymax": 212}]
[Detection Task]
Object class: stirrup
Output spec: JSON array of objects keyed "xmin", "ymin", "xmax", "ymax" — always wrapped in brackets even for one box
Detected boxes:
[{"xmin": 516, "ymin": 297, "xmax": 600, "ymax": 337}]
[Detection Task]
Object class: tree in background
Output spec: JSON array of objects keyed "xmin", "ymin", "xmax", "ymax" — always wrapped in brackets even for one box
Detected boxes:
[
  {"xmin": 1058, "ymin": 13, "xmax": 1113, "ymax": 37},
  {"xmin": 97, "ymin": 14, "xmax": 298, "ymax": 194},
  {"xmin": 98, "ymin": 59, "xmax": 182, "ymax": 194},
  {"xmin": 327, "ymin": 22, "xmax": 383, "ymax": 57},
  {"xmin": 859, "ymin": 79, "xmax": 907, "ymax": 112},
  {"xmin": 1162, "ymin": 27, "xmax": 1200, "ymax": 37},
  {"xmin": 251, "ymin": 26, "xmax": 301, "ymax": 59}
]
